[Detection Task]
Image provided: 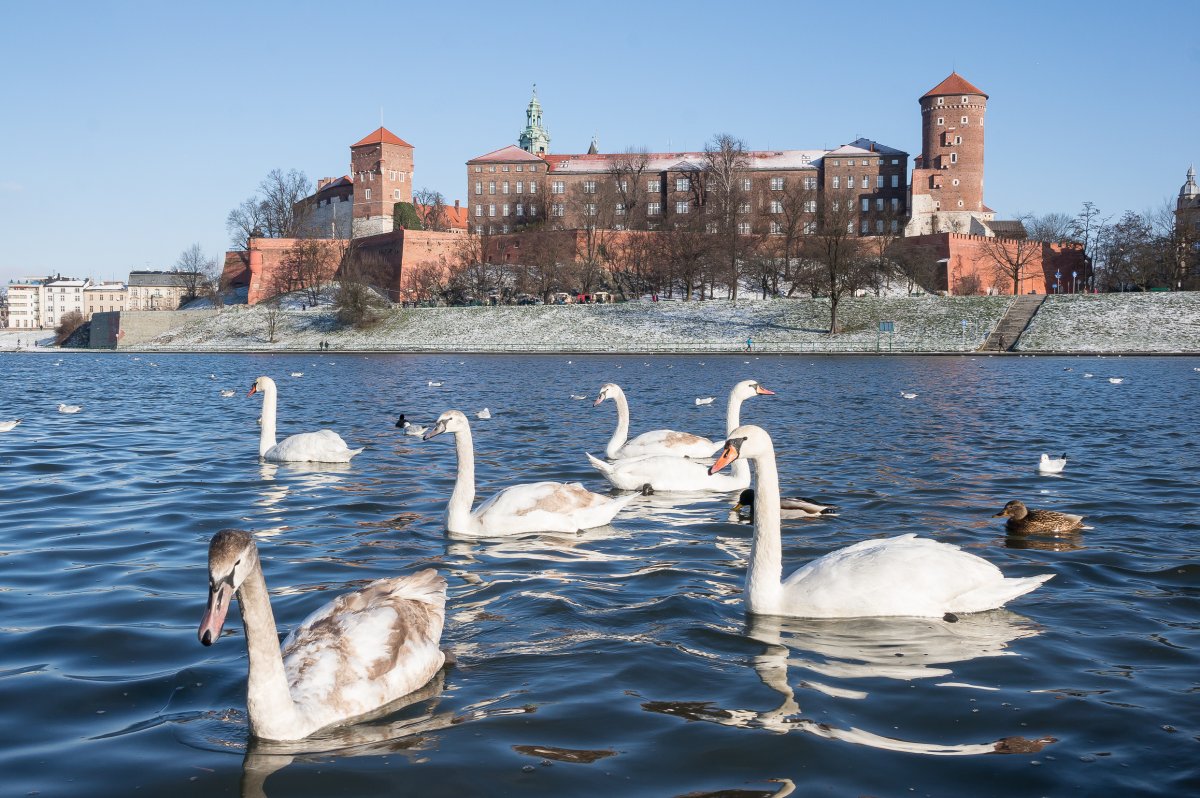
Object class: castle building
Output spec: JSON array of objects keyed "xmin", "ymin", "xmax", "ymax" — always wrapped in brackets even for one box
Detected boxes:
[
  {"xmin": 907, "ymin": 72, "xmax": 994, "ymax": 236},
  {"xmin": 1178, "ymin": 165, "xmax": 1200, "ymax": 238},
  {"xmin": 468, "ymin": 86, "xmax": 909, "ymax": 238},
  {"xmin": 349, "ymin": 127, "xmax": 415, "ymax": 237}
]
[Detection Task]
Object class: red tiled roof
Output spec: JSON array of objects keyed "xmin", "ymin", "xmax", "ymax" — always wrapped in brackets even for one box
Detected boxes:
[
  {"xmin": 921, "ymin": 72, "xmax": 988, "ymax": 100},
  {"xmin": 468, "ymin": 144, "xmax": 546, "ymax": 163},
  {"xmin": 352, "ymin": 127, "xmax": 413, "ymax": 148},
  {"xmin": 416, "ymin": 203, "xmax": 470, "ymax": 230}
]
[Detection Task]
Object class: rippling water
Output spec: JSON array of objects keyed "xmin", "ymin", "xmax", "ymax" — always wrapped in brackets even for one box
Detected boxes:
[{"xmin": 1, "ymin": 352, "xmax": 1197, "ymax": 796}]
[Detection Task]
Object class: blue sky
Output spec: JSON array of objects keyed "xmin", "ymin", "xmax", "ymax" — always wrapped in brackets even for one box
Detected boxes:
[{"xmin": 1, "ymin": 0, "xmax": 1197, "ymax": 286}]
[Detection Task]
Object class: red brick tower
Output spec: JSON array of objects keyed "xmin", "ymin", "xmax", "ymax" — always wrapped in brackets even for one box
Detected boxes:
[
  {"xmin": 350, "ymin": 127, "xmax": 414, "ymax": 237},
  {"xmin": 908, "ymin": 73, "xmax": 992, "ymax": 235}
]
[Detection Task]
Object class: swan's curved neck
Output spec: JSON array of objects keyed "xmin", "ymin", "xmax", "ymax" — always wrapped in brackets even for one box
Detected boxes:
[
  {"xmin": 258, "ymin": 385, "xmax": 278, "ymax": 457},
  {"xmin": 447, "ymin": 427, "xmax": 477, "ymax": 532},
  {"xmin": 726, "ymin": 392, "xmax": 746, "ymax": 437},
  {"xmin": 237, "ymin": 561, "xmax": 302, "ymax": 739},
  {"xmin": 747, "ymin": 442, "xmax": 784, "ymax": 615},
  {"xmin": 605, "ymin": 391, "xmax": 630, "ymax": 458}
]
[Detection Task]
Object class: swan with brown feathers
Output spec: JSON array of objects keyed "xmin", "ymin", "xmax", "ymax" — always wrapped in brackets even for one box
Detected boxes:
[{"xmin": 198, "ymin": 529, "xmax": 446, "ymax": 741}]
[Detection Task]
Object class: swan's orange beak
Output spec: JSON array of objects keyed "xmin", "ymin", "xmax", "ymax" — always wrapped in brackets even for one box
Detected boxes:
[
  {"xmin": 247, "ymin": 383, "xmax": 258, "ymax": 397},
  {"xmin": 199, "ymin": 580, "xmax": 234, "ymax": 647},
  {"xmin": 709, "ymin": 442, "xmax": 739, "ymax": 475},
  {"xmin": 593, "ymin": 394, "xmax": 606, "ymax": 407},
  {"xmin": 755, "ymin": 385, "xmax": 775, "ymax": 395}
]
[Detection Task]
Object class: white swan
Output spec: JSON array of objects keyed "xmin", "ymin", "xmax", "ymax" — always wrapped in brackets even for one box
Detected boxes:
[
  {"xmin": 1037, "ymin": 453, "xmax": 1067, "ymax": 474},
  {"xmin": 291, "ymin": 372, "xmax": 303, "ymax": 378},
  {"xmin": 0, "ymin": 420, "xmax": 20, "ymax": 432},
  {"xmin": 587, "ymin": 379, "xmax": 773, "ymax": 493},
  {"xmin": 594, "ymin": 382, "xmax": 717, "ymax": 459},
  {"xmin": 1108, "ymin": 378, "xmax": 1123, "ymax": 384},
  {"xmin": 423, "ymin": 410, "xmax": 633, "ymax": 535},
  {"xmin": 476, "ymin": 408, "xmax": 491, "ymax": 420},
  {"xmin": 198, "ymin": 529, "xmax": 446, "ymax": 741},
  {"xmin": 695, "ymin": 396, "xmax": 715, "ymax": 406},
  {"xmin": 900, "ymin": 392, "xmax": 918, "ymax": 400},
  {"xmin": 220, "ymin": 389, "xmax": 236, "ymax": 398},
  {"xmin": 58, "ymin": 403, "xmax": 82, "ymax": 414},
  {"xmin": 428, "ymin": 381, "xmax": 443, "ymax": 387},
  {"xmin": 709, "ymin": 424, "xmax": 1054, "ymax": 618},
  {"xmin": 249, "ymin": 376, "xmax": 363, "ymax": 463}
]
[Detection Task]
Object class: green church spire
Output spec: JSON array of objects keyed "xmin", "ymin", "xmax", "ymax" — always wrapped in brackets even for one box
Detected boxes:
[{"xmin": 519, "ymin": 85, "xmax": 551, "ymax": 155}]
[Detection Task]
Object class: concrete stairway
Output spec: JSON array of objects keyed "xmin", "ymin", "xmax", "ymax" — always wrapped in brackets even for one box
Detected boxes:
[{"xmin": 982, "ymin": 295, "xmax": 1046, "ymax": 351}]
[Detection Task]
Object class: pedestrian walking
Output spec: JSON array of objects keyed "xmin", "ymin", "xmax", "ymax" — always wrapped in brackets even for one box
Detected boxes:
[{"xmin": 745, "ymin": 335, "xmax": 753, "ymax": 352}]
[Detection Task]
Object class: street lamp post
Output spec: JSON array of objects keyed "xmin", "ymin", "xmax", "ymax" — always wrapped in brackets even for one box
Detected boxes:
[
  {"xmin": 1054, "ymin": 270, "xmax": 1062, "ymax": 295},
  {"xmin": 1072, "ymin": 270, "xmax": 1077, "ymax": 294}
]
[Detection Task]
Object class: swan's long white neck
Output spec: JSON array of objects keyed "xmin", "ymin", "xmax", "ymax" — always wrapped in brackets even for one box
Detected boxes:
[
  {"xmin": 237, "ymin": 560, "xmax": 302, "ymax": 739},
  {"xmin": 258, "ymin": 383, "xmax": 278, "ymax": 458},
  {"xmin": 605, "ymin": 389, "xmax": 631, "ymax": 459},
  {"xmin": 446, "ymin": 426, "xmax": 477, "ymax": 533},
  {"xmin": 746, "ymin": 439, "xmax": 784, "ymax": 615},
  {"xmin": 726, "ymin": 392, "xmax": 747, "ymax": 437}
]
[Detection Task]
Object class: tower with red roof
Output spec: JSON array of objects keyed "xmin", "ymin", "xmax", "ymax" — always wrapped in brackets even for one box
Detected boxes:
[
  {"xmin": 350, "ymin": 127, "xmax": 414, "ymax": 237},
  {"xmin": 907, "ymin": 72, "xmax": 993, "ymax": 236}
]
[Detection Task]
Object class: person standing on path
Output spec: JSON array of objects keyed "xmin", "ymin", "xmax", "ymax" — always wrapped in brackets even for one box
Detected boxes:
[{"xmin": 745, "ymin": 335, "xmax": 753, "ymax": 352}]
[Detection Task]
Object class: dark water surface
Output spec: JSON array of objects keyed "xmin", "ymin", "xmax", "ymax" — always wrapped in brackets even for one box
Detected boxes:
[{"xmin": 1, "ymin": 352, "xmax": 1197, "ymax": 797}]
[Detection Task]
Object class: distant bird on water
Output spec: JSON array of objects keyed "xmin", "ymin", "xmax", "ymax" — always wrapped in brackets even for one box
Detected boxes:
[
  {"xmin": 900, "ymin": 391, "xmax": 918, "ymax": 400},
  {"xmin": 395, "ymin": 414, "xmax": 408, "ymax": 429},
  {"xmin": 220, "ymin": 389, "xmax": 236, "ymax": 398},
  {"xmin": 0, "ymin": 420, "xmax": 20, "ymax": 432},
  {"xmin": 993, "ymin": 500, "xmax": 1084, "ymax": 536},
  {"xmin": 476, "ymin": 408, "xmax": 492, "ymax": 420},
  {"xmin": 1037, "ymin": 453, "xmax": 1067, "ymax": 474},
  {"xmin": 1108, "ymin": 378, "xmax": 1123, "ymax": 384},
  {"xmin": 734, "ymin": 488, "xmax": 837, "ymax": 518},
  {"xmin": 428, "ymin": 381, "xmax": 443, "ymax": 387},
  {"xmin": 58, "ymin": 403, "xmax": 82, "ymax": 414},
  {"xmin": 695, "ymin": 396, "xmax": 715, "ymax": 406}
]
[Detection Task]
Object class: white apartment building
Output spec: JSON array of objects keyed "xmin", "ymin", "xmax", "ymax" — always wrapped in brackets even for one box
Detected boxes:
[
  {"xmin": 42, "ymin": 278, "xmax": 88, "ymax": 328},
  {"xmin": 5, "ymin": 277, "xmax": 51, "ymax": 329}
]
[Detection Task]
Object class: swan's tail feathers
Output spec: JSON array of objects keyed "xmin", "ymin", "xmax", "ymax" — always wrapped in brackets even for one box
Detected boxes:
[
  {"xmin": 348, "ymin": 446, "xmax": 365, "ymax": 459},
  {"xmin": 586, "ymin": 452, "xmax": 615, "ymax": 477},
  {"xmin": 391, "ymin": 568, "xmax": 448, "ymax": 607},
  {"xmin": 954, "ymin": 573, "xmax": 1054, "ymax": 614}
]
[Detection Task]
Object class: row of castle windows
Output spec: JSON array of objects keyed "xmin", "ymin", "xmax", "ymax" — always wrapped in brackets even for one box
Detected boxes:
[
  {"xmin": 469, "ymin": 218, "xmax": 900, "ymax": 236},
  {"xmin": 476, "ymin": 181, "xmax": 540, "ymax": 195},
  {"xmin": 831, "ymin": 175, "xmax": 901, "ymax": 189},
  {"xmin": 473, "ymin": 164, "xmax": 540, "ymax": 173},
  {"xmin": 472, "ymin": 196, "xmax": 904, "ymax": 220},
  {"xmin": 936, "ymin": 116, "xmax": 976, "ymax": 126},
  {"xmin": 935, "ymin": 96, "xmax": 975, "ymax": 105},
  {"xmin": 829, "ymin": 158, "xmax": 901, "ymax": 167}
]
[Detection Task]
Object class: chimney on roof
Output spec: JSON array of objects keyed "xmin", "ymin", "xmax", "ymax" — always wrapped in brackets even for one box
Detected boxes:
[
  {"xmin": 870, "ymin": 141, "xmax": 875, "ymax": 152},
  {"xmin": 454, "ymin": 199, "xmax": 460, "ymax": 209},
  {"xmin": 317, "ymin": 177, "xmax": 334, "ymax": 190}
]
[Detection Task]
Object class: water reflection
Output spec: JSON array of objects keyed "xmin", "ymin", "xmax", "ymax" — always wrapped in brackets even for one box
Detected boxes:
[
  {"xmin": 644, "ymin": 612, "xmax": 1054, "ymax": 756},
  {"xmin": 1005, "ymin": 532, "xmax": 1085, "ymax": 552},
  {"xmin": 236, "ymin": 672, "xmax": 532, "ymax": 797}
]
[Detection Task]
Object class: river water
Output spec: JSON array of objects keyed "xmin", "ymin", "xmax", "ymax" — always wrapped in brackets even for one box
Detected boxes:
[{"xmin": 0, "ymin": 352, "xmax": 1197, "ymax": 797}]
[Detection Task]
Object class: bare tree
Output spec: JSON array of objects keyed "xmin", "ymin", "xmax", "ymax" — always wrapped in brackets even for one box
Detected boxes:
[
  {"xmin": 446, "ymin": 231, "xmax": 500, "ymax": 303},
  {"xmin": 567, "ymin": 180, "xmax": 617, "ymax": 295},
  {"xmin": 980, "ymin": 234, "xmax": 1044, "ymax": 295},
  {"xmin": 1070, "ymin": 201, "xmax": 1109, "ymax": 291},
  {"xmin": 226, "ymin": 169, "xmax": 313, "ymax": 248},
  {"xmin": 171, "ymin": 243, "xmax": 219, "ymax": 304},
  {"xmin": 1102, "ymin": 210, "xmax": 1167, "ymax": 291},
  {"xmin": 608, "ymin": 149, "xmax": 652, "ymax": 231},
  {"xmin": 280, "ymin": 238, "xmax": 343, "ymax": 306},
  {"xmin": 701, "ymin": 133, "xmax": 752, "ymax": 299},
  {"xmin": 1150, "ymin": 198, "xmax": 1197, "ymax": 290},
  {"xmin": 654, "ymin": 218, "xmax": 710, "ymax": 301},
  {"xmin": 55, "ymin": 310, "xmax": 85, "ymax": 345},
  {"xmin": 800, "ymin": 194, "xmax": 870, "ymax": 333},
  {"xmin": 1020, "ymin": 211, "xmax": 1075, "ymax": 242},
  {"xmin": 261, "ymin": 299, "xmax": 282, "ymax": 344},
  {"xmin": 413, "ymin": 188, "xmax": 448, "ymax": 231}
]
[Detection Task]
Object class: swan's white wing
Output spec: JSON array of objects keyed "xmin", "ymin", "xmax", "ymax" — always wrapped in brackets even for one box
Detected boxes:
[
  {"xmin": 781, "ymin": 535, "xmax": 1049, "ymax": 618},
  {"xmin": 269, "ymin": 429, "xmax": 362, "ymax": 463},
  {"xmin": 620, "ymin": 429, "xmax": 717, "ymax": 459},
  {"xmin": 591, "ymin": 454, "xmax": 746, "ymax": 492},
  {"xmin": 283, "ymin": 569, "xmax": 446, "ymax": 731},
  {"xmin": 472, "ymin": 481, "xmax": 629, "ymax": 533}
]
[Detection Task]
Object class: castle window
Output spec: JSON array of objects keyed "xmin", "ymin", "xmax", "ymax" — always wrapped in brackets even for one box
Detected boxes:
[
  {"xmin": 615, "ymin": 203, "xmax": 625, "ymax": 216},
  {"xmin": 503, "ymin": 182, "xmax": 509, "ymax": 194},
  {"xmin": 950, "ymin": 153, "xmax": 958, "ymax": 164},
  {"xmin": 394, "ymin": 189, "xmax": 401, "ymax": 200},
  {"xmin": 488, "ymin": 204, "xmax": 496, "ymax": 217},
  {"xmin": 770, "ymin": 177, "xmax": 784, "ymax": 190},
  {"xmin": 861, "ymin": 198, "xmax": 869, "ymax": 212},
  {"xmin": 832, "ymin": 200, "xmax": 840, "ymax": 212},
  {"xmin": 502, "ymin": 165, "xmax": 510, "ymax": 172},
  {"xmin": 861, "ymin": 220, "xmax": 869, "ymax": 233},
  {"xmin": 489, "ymin": 182, "xmax": 496, "ymax": 194},
  {"xmin": 552, "ymin": 180, "xmax": 565, "ymax": 194},
  {"xmin": 676, "ymin": 200, "xmax": 690, "ymax": 214},
  {"xmin": 769, "ymin": 221, "xmax": 783, "ymax": 235},
  {"xmin": 530, "ymin": 181, "xmax": 537, "ymax": 194},
  {"xmin": 739, "ymin": 202, "xmax": 751, "ymax": 213},
  {"xmin": 803, "ymin": 200, "xmax": 817, "ymax": 213},
  {"xmin": 961, "ymin": 117, "xmax": 968, "ymax": 125},
  {"xmin": 502, "ymin": 204, "xmax": 510, "ymax": 216},
  {"xmin": 516, "ymin": 165, "xmax": 523, "ymax": 172},
  {"xmin": 937, "ymin": 97, "xmax": 944, "ymax": 105},
  {"xmin": 891, "ymin": 175, "xmax": 899, "ymax": 188},
  {"xmin": 861, "ymin": 176, "xmax": 869, "ymax": 188},
  {"xmin": 937, "ymin": 117, "xmax": 944, "ymax": 125},
  {"xmin": 475, "ymin": 182, "xmax": 482, "ymax": 195},
  {"xmin": 831, "ymin": 159, "xmax": 839, "ymax": 166},
  {"xmin": 474, "ymin": 166, "xmax": 482, "ymax": 173},
  {"xmin": 516, "ymin": 203, "xmax": 524, "ymax": 216},
  {"xmin": 516, "ymin": 181, "xmax": 523, "ymax": 193},
  {"xmin": 958, "ymin": 200, "xmax": 964, "ymax": 208},
  {"xmin": 552, "ymin": 203, "xmax": 565, "ymax": 217},
  {"xmin": 738, "ymin": 222, "xmax": 751, "ymax": 234},
  {"xmin": 583, "ymin": 180, "xmax": 597, "ymax": 194},
  {"xmin": 741, "ymin": 178, "xmax": 751, "ymax": 191},
  {"xmin": 529, "ymin": 204, "xmax": 537, "ymax": 216},
  {"xmin": 502, "ymin": 225, "xmax": 509, "ymax": 233},
  {"xmin": 891, "ymin": 158, "xmax": 899, "ymax": 165},
  {"xmin": 876, "ymin": 220, "xmax": 884, "ymax": 233},
  {"xmin": 584, "ymin": 203, "xmax": 597, "ymax": 216},
  {"xmin": 832, "ymin": 176, "xmax": 840, "ymax": 189},
  {"xmin": 803, "ymin": 221, "xmax": 816, "ymax": 234},
  {"xmin": 648, "ymin": 179, "xmax": 660, "ymax": 192},
  {"xmin": 961, "ymin": 96, "xmax": 968, "ymax": 104},
  {"xmin": 876, "ymin": 198, "xmax": 884, "ymax": 211},
  {"xmin": 364, "ymin": 188, "xmax": 371, "ymax": 199},
  {"xmin": 891, "ymin": 219, "xmax": 899, "ymax": 232},
  {"xmin": 648, "ymin": 202, "xmax": 661, "ymax": 215},
  {"xmin": 952, "ymin": 178, "xmax": 960, "ymax": 186},
  {"xmin": 488, "ymin": 166, "xmax": 495, "ymax": 173},
  {"xmin": 877, "ymin": 175, "xmax": 884, "ymax": 188},
  {"xmin": 891, "ymin": 197, "xmax": 900, "ymax": 211},
  {"xmin": 676, "ymin": 177, "xmax": 690, "ymax": 192},
  {"xmin": 804, "ymin": 177, "xmax": 817, "ymax": 190},
  {"xmin": 529, "ymin": 165, "xmax": 537, "ymax": 172},
  {"xmin": 769, "ymin": 200, "xmax": 783, "ymax": 214}
]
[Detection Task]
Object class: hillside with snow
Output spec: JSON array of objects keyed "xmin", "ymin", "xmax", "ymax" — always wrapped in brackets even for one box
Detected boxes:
[{"xmin": 1017, "ymin": 294, "xmax": 1200, "ymax": 353}]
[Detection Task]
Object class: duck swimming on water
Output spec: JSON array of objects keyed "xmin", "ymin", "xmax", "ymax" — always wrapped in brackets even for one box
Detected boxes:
[
  {"xmin": 993, "ymin": 500, "xmax": 1084, "ymax": 535},
  {"xmin": 734, "ymin": 488, "xmax": 837, "ymax": 518}
]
